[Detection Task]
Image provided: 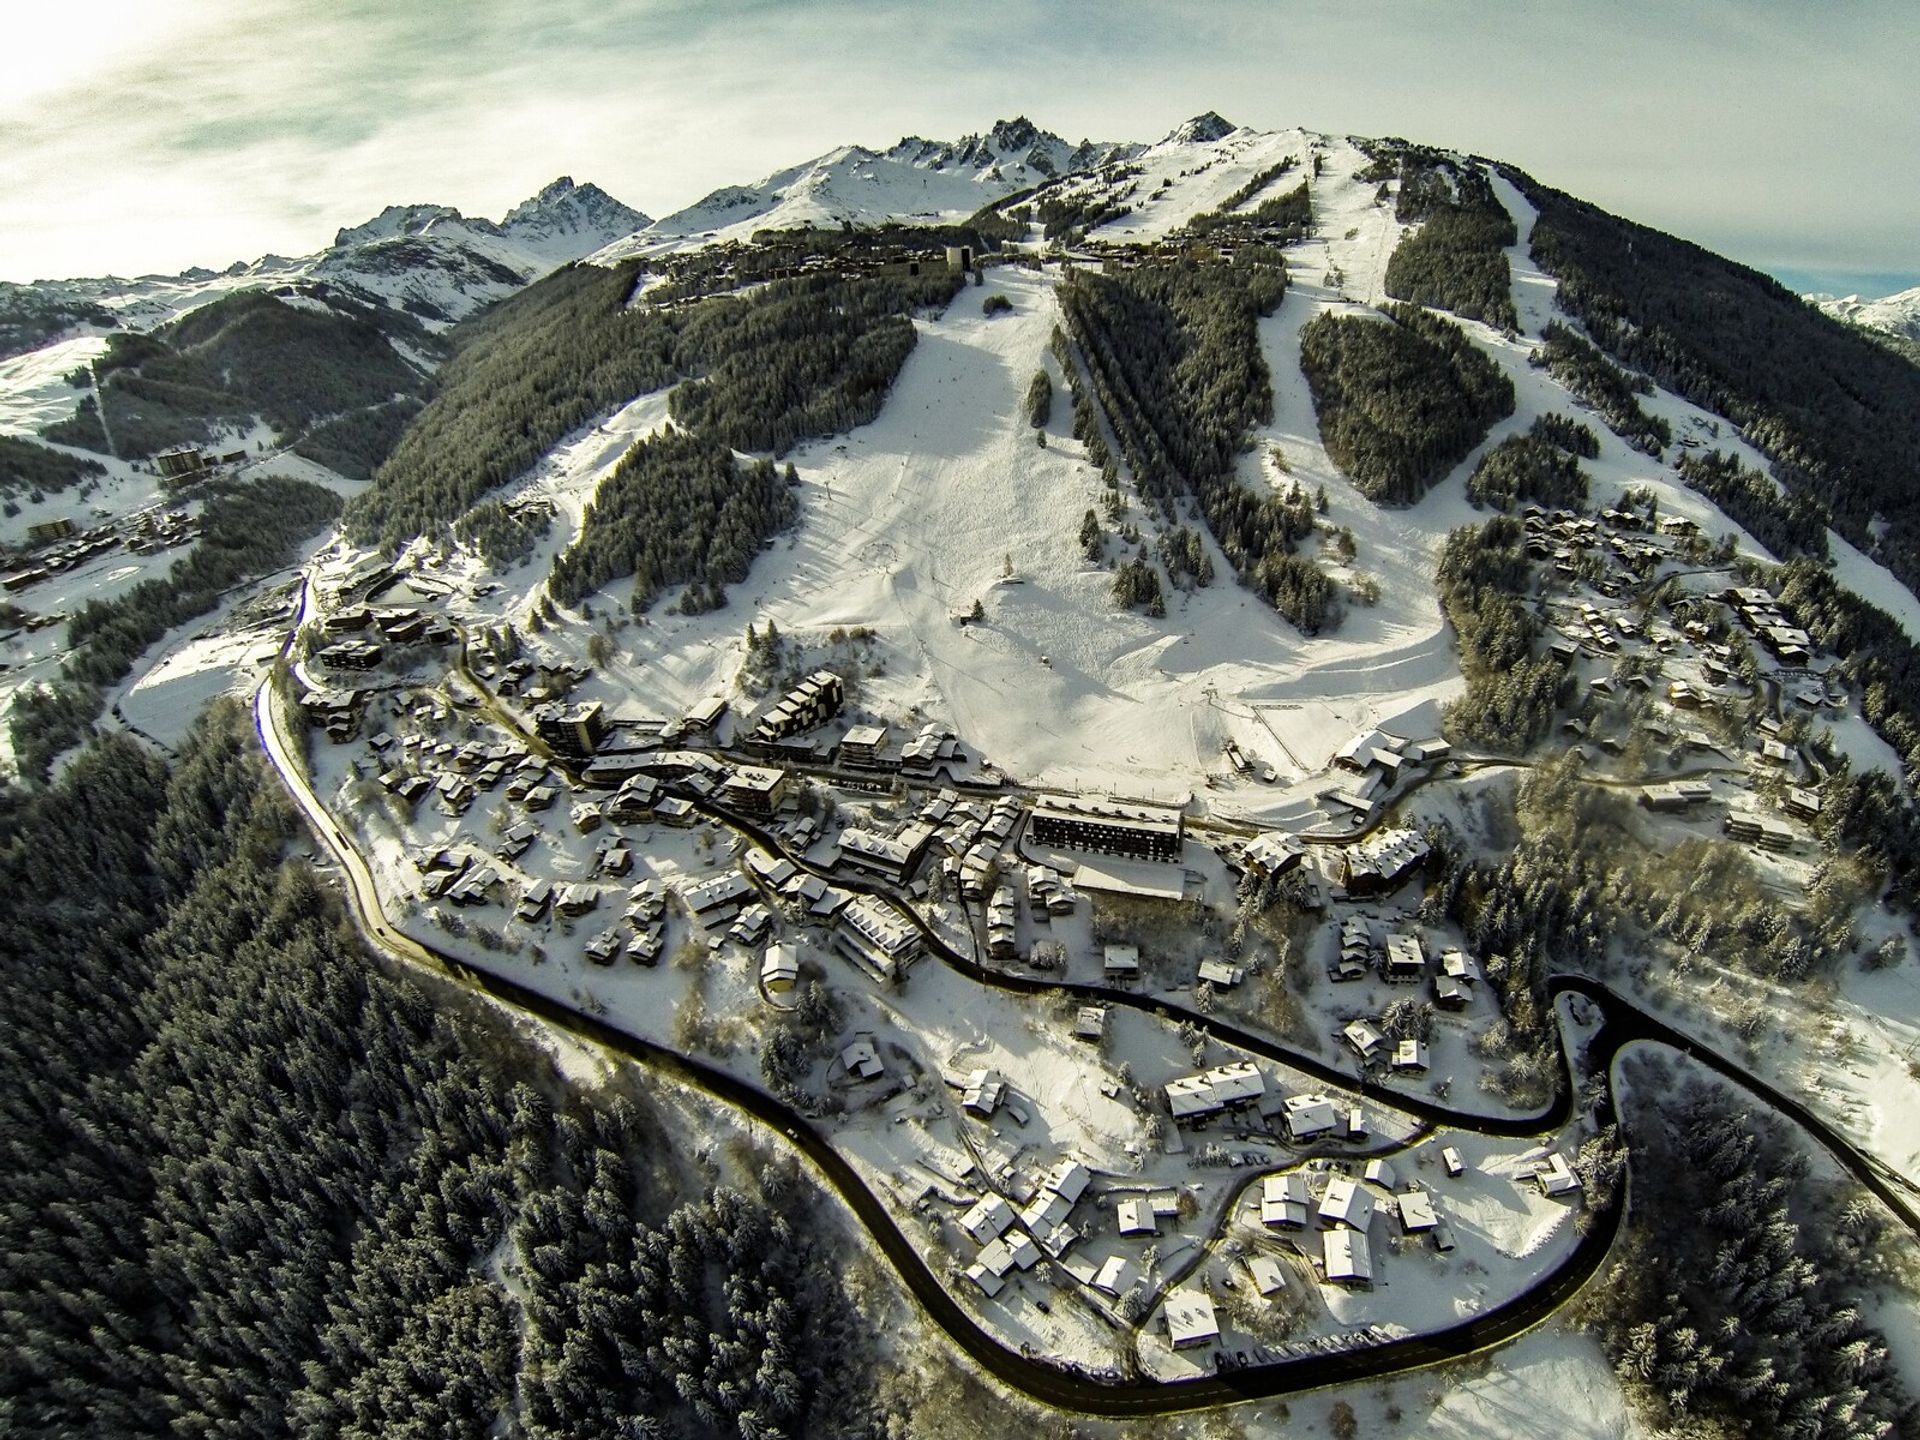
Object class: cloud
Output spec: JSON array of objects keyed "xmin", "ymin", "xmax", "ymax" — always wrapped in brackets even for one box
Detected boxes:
[{"xmin": 1, "ymin": 0, "xmax": 1916, "ymax": 291}]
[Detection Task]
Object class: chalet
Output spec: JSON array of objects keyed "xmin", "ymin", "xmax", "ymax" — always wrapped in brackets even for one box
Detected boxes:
[
  {"xmin": 964, "ymin": 1263, "xmax": 1005, "ymax": 1299},
  {"xmin": 499, "ymin": 822, "xmax": 536, "ymax": 861},
  {"xmin": 1261, "ymin": 1172, "xmax": 1309, "ymax": 1229},
  {"xmin": 728, "ymin": 903, "xmax": 772, "ymax": 946},
  {"xmin": 625, "ymin": 929, "xmax": 663, "ymax": 966},
  {"xmin": 571, "ymin": 801, "xmax": 604, "ymax": 834},
  {"xmin": 1103, "ymin": 944, "xmax": 1141, "ymax": 980},
  {"xmin": 838, "ymin": 723, "xmax": 892, "ymax": 769},
  {"xmin": 1442, "ymin": 1146, "xmax": 1466, "ymax": 1178},
  {"xmin": 606, "ymin": 775, "xmax": 660, "ymax": 823},
  {"xmin": 1384, "ymin": 933, "xmax": 1426, "ymax": 983},
  {"xmin": 1318, "ymin": 1174, "xmax": 1374, "ymax": 1230},
  {"xmin": 1117, "ymin": 1197, "xmax": 1156, "ymax": 1236},
  {"xmin": 836, "ymin": 823, "xmax": 935, "ymax": 885},
  {"xmin": 1240, "ymin": 831, "xmax": 1305, "ymax": 881},
  {"xmin": 839, "ymin": 1038, "xmax": 883, "ymax": 1081},
  {"xmin": 1196, "ymin": 958, "xmax": 1243, "ymax": 989},
  {"xmin": 1395, "ymin": 1189, "xmax": 1438, "ymax": 1235},
  {"xmin": 719, "ymin": 764, "xmax": 787, "ymax": 816},
  {"xmin": 961, "ymin": 1068, "xmax": 1005, "ymax": 1117},
  {"xmin": 1284, "ymin": 1094, "xmax": 1338, "ymax": 1141},
  {"xmin": 515, "ymin": 879, "xmax": 552, "ymax": 922},
  {"xmin": 961, "ymin": 1194, "xmax": 1014, "ymax": 1244},
  {"xmin": 1246, "ymin": 1254, "xmax": 1288, "ymax": 1297},
  {"xmin": 1535, "ymin": 1152, "xmax": 1581, "ymax": 1198},
  {"xmin": 1092, "ymin": 1255, "xmax": 1140, "ymax": 1298},
  {"xmin": 745, "ymin": 848, "xmax": 798, "ymax": 890},
  {"xmin": 446, "ymin": 865, "xmax": 498, "ymax": 907},
  {"xmin": 1342, "ymin": 1019, "xmax": 1386, "ymax": 1063},
  {"xmin": 522, "ymin": 783, "xmax": 559, "ymax": 812},
  {"xmin": 834, "ymin": 895, "xmax": 920, "ymax": 982},
  {"xmin": 683, "ymin": 871, "xmax": 754, "ymax": 925},
  {"xmin": 1322, "ymin": 1228, "xmax": 1373, "ymax": 1287},
  {"xmin": 556, "ymin": 883, "xmax": 599, "ymax": 917},
  {"xmin": 584, "ymin": 928, "xmax": 623, "ymax": 965},
  {"xmin": 533, "ymin": 700, "xmax": 607, "ymax": 758},
  {"xmin": 1072, "ymin": 1005, "xmax": 1108, "ymax": 1043},
  {"xmin": 683, "ymin": 695, "xmax": 728, "ymax": 733},
  {"xmin": 655, "ymin": 796, "xmax": 696, "ymax": 827},
  {"xmin": 1391, "ymin": 1038, "xmax": 1430, "ymax": 1072},
  {"xmin": 1163, "ymin": 1288, "xmax": 1219, "ymax": 1350},
  {"xmin": 1028, "ymin": 794, "xmax": 1184, "ymax": 863}
]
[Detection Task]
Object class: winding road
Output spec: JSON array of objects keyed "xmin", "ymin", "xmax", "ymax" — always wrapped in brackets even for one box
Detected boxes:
[{"xmin": 252, "ymin": 659, "xmax": 1920, "ymax": 1415}]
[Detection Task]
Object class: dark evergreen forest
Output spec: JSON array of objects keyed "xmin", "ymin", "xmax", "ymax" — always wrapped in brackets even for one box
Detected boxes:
[
  {"xmin": 549, "ymin": 431, "xmax": 799, "ymax": 614},
  {"xmin": 1058, "ymin": 259, "xmax": 1342, "ymax": 631},
  {"xmin": 0, "ymin": 434, "xmax": 106, "ymax": 497},
  {"xmin": 0, "ymin": 705, "xmax": 893, "ymax": 1439},
  {"xmin": 1383, "ymin": 158, "xmax": 1519, "ymax": 331},
  {"xmin": 1299, "ymin": 305, "xmax": 1514, "ymax": 505},
  {"xmin": 1510, "ymin": 169, "xmax": 1920, "ymax": 596}
]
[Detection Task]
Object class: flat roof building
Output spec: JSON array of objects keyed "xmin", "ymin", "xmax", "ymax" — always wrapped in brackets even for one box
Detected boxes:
[{"xmin": 1029, "ymin": 794, "xmax": 1184, "ymax": 864}]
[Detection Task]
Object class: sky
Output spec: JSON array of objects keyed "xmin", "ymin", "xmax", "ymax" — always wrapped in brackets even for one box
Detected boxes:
[{"xmin": 2, "ymin": 0, "xmax": 1915, "ymax": 297}]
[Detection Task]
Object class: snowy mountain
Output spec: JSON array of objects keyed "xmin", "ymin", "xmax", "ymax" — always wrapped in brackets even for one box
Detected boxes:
[
  {"xmin": 1812, "ymin": 285, "xmax": 1920, "ymax": 344},
  {"xmin": 596, "ymin": 116, "xmax": 1140, "ymax": 258},
  {"xmin": 0, "ymin": 177, "xmax": 651, "ymax": 358}
]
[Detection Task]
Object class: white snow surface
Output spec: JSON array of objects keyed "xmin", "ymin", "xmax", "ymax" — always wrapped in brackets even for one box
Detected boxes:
[{"xmin": 1812, "ymin": 285, "xmax": 1920, "ymax": 343}]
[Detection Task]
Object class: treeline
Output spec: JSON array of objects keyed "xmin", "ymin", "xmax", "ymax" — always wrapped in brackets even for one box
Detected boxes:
[
  {"xmin": 1589, "ymin": 1077, "xmax": 1915, "ymax": 1438},
  {"xmin": 1024, "ymin": 369, "xmax": 1051, "ymax": 427},
  {"xmin": 43, "ymin": 290, "xmax": 428, "ymax": 460},
  {"xmin": 8, "ymin": 474, "xmax": 341, "ymax": 778},
  {"xmin": 1299, "ymin": 304, "xmax": 1515, "ymax": 505},
  {"xmin": 1466, "ymin": 431, "xmax": 1590, "ymax": 512},
  {"xmin": 549, "ymin": 430, "xmax": 798, "ymax": 614},
  {"xmin": 1060, "ymin": 259, "xmax": 1346, "ymax": 631},
  {"xmin": 1509, "ymin": 166, "xmax": 1920, "ymax": 598},
  {"xmin": 454, "ymin": 498, "xmax": 552, "ymax": 568},
  {"xmin": 1430, "ymin": 756, "xmax": 1863, "ymax": 1098},
  {"xmin": 1678, "ymin": 450, "xmax": 1830, "ymax": 561},
  {"xmin": 0, "ymin": 706, "xmax": 892, "ymax": 1438},
  {"xmin": 1184, "ymin": 156, "xmax": 1297, "ymax": 236},
  {"xmin": 1383, "ymin": 159, "xmax": 1519, "ymax": 330},
  {"xmin": 668, "ymin": 271, "xmax": 957, "ymax": 453},
  {"xmin": 1531, "ymin": 411, "xmax": 1600, "ymax": 457},
  {"xmin": 292, "ymin": 395, "xmax": 426, "ymax": 480},
  {"xmin": 346, "ymin": 259, "xmax": 678, "ymax": 548},
  {"xmin": 1773, "ymin": 556, "xmax": 1920, "ymax": 911},
  {"xmin": 350, "ymin": 261, "xmax": 953, "ymax": 553},
  {"xmin": 1433, "ymin": 515, "xmax": 1567, "ymax": 749},
  {"xmin": 1530, "ymin": 321, "xmax": 1670, "ymax": 455},
  {"xmin": 1036, "ymin": 189, "xmax": 1132, "ymax": 242},
  {"xmin": 0, "ymin": 434, "xmax": 106, "ymax": 497}
]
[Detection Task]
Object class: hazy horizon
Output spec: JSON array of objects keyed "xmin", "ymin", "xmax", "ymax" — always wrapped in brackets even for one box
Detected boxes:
[{"xmin": 4, "ymin": 1, "xmax": 1916, "ymax": 299}]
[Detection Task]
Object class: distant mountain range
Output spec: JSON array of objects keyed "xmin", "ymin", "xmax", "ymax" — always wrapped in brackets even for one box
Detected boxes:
[
  {"xmin": 1811, "ymin": 286, "xmax": 1920, "ymax": 344},
  {"xmin": 0, "ymin": 177, "xmax": 650, "ymax": 359}
]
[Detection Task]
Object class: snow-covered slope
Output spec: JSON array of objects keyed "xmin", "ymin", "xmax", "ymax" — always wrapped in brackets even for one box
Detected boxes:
[
  {"xmin": 0, "ymin": 176, "xmax": 650, "ymax": 352},
  {"xmin": 595, "ymin": 116, "xmax": 1137, "ymax": 260},
  {"xmin": 1812, "ymin": 285, "xmax": 1920, "ymax": 344}
]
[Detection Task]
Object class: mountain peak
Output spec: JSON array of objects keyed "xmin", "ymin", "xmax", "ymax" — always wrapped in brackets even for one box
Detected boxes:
[
  {"xmin": 333, "ymin": 203, "xmax": 465, "ymax": 249},
  {"xmin": 1168, "ymin": 111, "xmax": 1237, "ymax": 145},
  {"xmin": 499, "ymin": 178, "xmax": 651, "ymax": 247}
]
